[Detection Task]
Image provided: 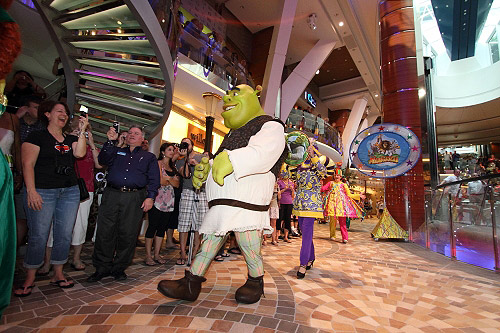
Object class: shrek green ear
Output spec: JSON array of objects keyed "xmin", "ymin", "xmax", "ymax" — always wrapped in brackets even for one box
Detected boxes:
[{"xmin": 254, "ymin": 85, "xmax": 262, "ymax": 97}]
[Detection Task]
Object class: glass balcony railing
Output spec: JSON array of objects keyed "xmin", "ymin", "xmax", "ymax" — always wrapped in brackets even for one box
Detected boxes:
[
  {"xmin": 285, "ymin": 108, "xmax": 343, "ymax": 155},
  {"xmin": 418, "ymin": 173, "xmax": 500, "ymax": 271}
]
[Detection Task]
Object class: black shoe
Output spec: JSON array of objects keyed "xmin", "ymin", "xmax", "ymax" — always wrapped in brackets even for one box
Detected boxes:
[
  {"xmin": 87, "ymin": 271, "xmax": 111, "ymax": 283},
  {"xmin": 235, "ymin": 275, "xmax": 264, "ymax": 304},
  {"xmin": 297, "ymin": 266, "xmax": 306, "ymax": 279},
  {"xmin": 306, "ymin": 260, "xmax": 315, "ymax": 270},
  {"xmin": 113, "ymin": 272, "xmax": 127, "ymax": 281},
  {"xmin": 157, "ymin": 270, "xmax": 206, "ymax": 302}
]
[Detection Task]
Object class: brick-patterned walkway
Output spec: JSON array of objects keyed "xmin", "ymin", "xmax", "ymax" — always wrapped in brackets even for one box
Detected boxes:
[{"xmin": 2, "ymin": 218, "xmax": 500, "ymax": 332}]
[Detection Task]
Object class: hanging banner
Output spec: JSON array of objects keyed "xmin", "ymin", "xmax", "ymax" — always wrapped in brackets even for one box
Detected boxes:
[{"xmin": 349, "ymin": 123, "xmax": 421, "ymax": 178}]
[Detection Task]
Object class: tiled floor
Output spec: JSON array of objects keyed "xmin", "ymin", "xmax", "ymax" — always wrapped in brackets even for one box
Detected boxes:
[{"xmin": 3, "ymin": 218, "xmax": 500, "ymax": 333}]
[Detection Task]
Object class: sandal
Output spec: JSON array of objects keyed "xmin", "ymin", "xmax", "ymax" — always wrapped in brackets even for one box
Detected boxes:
[
  {"xmin": 154, "ymin": 257, "xmax": 167, "ymax": 264},
  {"xmin": 228, "ymin": 247, "xmax": 241, "ymax": 255},
  {"xmin": 50, "ymin": 279, "xmax": 75, "ymax": 289},
  {"xmin": 214, "ymin": 255, "xmax": 224, "ymax": 262},
  {"xmin": 221, "ymin": 253, "xmax": 230, "ymax": 257},
  {"xmin": 176, "ymin": 257, "xmax": 186, "ymax": 265},
  {"xmin": 71, "ymin": 262, "xmax": 86, "ymax": 271},
  {"xmin": 144, "ymin": 258, "xmax": 158, "ymax": 266},
  {"xmin": 14, "ymin": 285, "xmax": 35, "ymax": 297}
]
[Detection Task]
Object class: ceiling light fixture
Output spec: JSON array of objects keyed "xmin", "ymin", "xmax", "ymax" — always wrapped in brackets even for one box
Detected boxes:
[
  {"xmin": 374, "ymin": 94, "xmax": 379, "ymax": 97},
  {"xmin": 307, "ymin": 13, "xmax": 317, "ymax": 30},
  {"xmin": 339, "ymin": 21, "xmax": 344, "ymax": 27},
  {"xmin": 315, "ymin": 70, "xmax": 320, "ymax": 75},
  {"xmin": 185, "ymin": 104, "xmax": 194, "ymax": 110}
]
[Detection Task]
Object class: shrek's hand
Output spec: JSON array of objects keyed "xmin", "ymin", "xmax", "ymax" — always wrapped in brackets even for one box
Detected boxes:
[
  {"xmin": 212, "ymin": 151, "xmax": 233, "ymax": 186},
  {"xmin": 192, "ymin": 157, "xmax": 211, "ymax": 189}
]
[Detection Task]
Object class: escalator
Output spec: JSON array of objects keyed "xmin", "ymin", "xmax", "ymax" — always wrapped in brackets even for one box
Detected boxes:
[{"xmin": 33, "ymin": 0, "xmax": 174, "ymax": 145}]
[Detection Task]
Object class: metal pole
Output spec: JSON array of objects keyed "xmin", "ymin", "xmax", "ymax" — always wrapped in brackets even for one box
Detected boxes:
[
  {"xmin": 449, "ymin": 193, "xmax": 456, "ymax": 259},
  {"xmin": 426, "ymin": 190, "xmax": 431, "ymax": 249},
  {"xmin": 490, "ymin": 189, "xmax": 500, "ymax": 272},
  {"xmin": 204, "ymin": 116, "xmax": 215, "ymax": 153},
  {"xmin": 187, "ymin": 190, "xmax": 200, "ymax": 266}
]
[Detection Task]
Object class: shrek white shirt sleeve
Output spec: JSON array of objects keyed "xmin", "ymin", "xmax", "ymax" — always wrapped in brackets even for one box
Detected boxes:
[{"xmin": 227, "ymin": 121, "xmax": 286, "ymax": 180}]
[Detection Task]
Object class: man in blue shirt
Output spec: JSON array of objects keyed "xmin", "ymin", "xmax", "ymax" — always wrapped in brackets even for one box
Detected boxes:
[{"xmin": 88, "ymin": 125, "xmax": 160, "ymax": 282}]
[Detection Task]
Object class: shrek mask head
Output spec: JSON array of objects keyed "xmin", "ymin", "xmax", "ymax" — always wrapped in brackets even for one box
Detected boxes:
[{"xmin": 221, "ymin": 84, "xmax": 265, "ymax": 129}]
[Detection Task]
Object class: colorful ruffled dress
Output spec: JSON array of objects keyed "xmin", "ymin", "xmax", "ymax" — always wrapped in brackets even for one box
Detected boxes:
[{"xmin": 322, "ymin": 181, "xmax": 363, "ymax": 218}]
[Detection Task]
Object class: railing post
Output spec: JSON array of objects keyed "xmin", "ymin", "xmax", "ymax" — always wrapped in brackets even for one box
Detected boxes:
[
  {"xmin": 425, "ymin": 190, "xmax": 431, "ymax": 249},
  {"xmin": 490, "ymin": 189, "xmax": 500, "ymax": 272},
  {"xmin": 449, "ymin": 193, "xmax": 456, "ymax": 259},
  {"xmin": 406, "ymin": 185, "xmax": 412, "ymax": 242}
]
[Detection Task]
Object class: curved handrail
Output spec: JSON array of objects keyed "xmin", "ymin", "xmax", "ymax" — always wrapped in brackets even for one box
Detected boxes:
[{"xmin": 436, "ymin": 172, "xmax": 500, "ymax": 189}]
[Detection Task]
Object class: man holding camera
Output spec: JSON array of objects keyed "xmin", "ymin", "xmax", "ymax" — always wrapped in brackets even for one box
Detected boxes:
[
  {"xmin": 175, "ymin": 138, "xmax": 208, "ymax": 265},
  {"xmin": 87, "ymin": 125, "xmax": 160, "ymax": 282}
]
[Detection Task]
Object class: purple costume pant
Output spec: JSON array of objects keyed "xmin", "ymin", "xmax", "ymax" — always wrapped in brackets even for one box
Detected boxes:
[{"xmin": 298, "ymin": 217, "xmax": 315, "ymax": 266}]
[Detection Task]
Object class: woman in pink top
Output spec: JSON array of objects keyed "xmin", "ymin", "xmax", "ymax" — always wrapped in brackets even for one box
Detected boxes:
[{"xmin": 277, "ymin": 170, "xmax": 295, "ymax": 243}]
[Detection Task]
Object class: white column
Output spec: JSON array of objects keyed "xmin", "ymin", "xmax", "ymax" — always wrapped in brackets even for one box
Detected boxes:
[
  {"xmin": 260, "ymin": 0, "xmax": 298, "ymax": 116},
  {"xmin": 357, "ymin": 118, "xmax": 368, "ymax": 134},
  {"xmin": 342, "ymin": 97, "xmax": 367, "ymax": 167},
  {"xmin": 280, "ymin": 39, "xmax": 336, "ymax": 121}
]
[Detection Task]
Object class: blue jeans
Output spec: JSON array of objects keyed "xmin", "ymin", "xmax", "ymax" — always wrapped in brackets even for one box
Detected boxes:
[{"xmin": 24, "ymin": 186, "xmax": 80, "ymax": 268}]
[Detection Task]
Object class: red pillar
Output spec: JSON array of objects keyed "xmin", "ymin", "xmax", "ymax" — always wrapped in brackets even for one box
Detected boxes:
[{"xmin": 379, "ymin": 0, "xmax": 425, "ymax": 232}]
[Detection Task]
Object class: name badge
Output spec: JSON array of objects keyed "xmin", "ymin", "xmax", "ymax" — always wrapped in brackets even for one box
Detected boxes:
[{"xmin": 117, "ymin": 151, "xmax": 126, "ymax": 156}]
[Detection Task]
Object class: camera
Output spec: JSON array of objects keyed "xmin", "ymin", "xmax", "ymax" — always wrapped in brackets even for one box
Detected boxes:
[
  {"xmin": 113, "ymin": 121, "xmax": 120, "ymax": 133},
  {"xmin": 176, "ymin": 142, "xmax": 189, "ymax": 150},
  {"xmin": 55, "ymin": 165, "xmax": 73, "ymax": 176}
]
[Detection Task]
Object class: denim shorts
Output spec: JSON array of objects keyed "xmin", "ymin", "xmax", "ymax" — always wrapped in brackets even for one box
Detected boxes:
[{"xmin": 23, "ymin": 185, "xmax": 80, "ymax": 268}]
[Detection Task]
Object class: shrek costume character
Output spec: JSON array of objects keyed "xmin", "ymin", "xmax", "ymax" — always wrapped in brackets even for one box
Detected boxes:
[{"xmin": 158, "ymin": 85, "xmax": 287, "ymax": 304}]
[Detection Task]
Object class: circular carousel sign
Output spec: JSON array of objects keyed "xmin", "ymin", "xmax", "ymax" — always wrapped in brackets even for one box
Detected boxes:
[{"xmin": 349, "ymin": 123, "xmax": 421, "ymax": 178}]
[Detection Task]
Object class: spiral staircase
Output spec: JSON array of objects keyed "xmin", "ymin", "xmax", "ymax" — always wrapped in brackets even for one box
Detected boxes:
[{"xmin": 33, "ymin": 0, "xmax": 174, "ymax": 145}]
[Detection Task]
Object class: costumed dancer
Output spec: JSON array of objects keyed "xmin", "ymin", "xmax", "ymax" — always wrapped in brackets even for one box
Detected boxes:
[
  {"xmin": 157, "ymin": 84, "xmax": 287, "ymax": 304},
  {"xmin": 0, "ymin": 0, "xmax": 21, "ymax": 318},
  {"xmin": 293, "ymin": 141, "xmax": 327, "ymax": 279},
  {"xmin": 322, "ymin": 169, "xmax": 364, "ymax": 243}
]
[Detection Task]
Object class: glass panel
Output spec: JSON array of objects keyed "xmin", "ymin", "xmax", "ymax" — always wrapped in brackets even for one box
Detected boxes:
[
  {"xmin": 62, "ymin": 5, "xmax": 140, "ymax": 30},
  {"xmin": 453, "ymin": 181, "xmax": 495, "ymax": 269},
  {"xmin": 77, "ymin": 59, "xmax": 163, "ymax": 80},
  {"xmin": 71, "ymin": 40, "xmax": 154, "ymax": 57},
  {"xmin": 413, "ymin": 188, "xmax": 430, "ymax": 247},
  {"xmin": 428, "ymin": 188, "xmax": 451, "ymax": 257},
  {"xmin": 79, "ymin": 74, "xmax": 165, "ymax": 98}
]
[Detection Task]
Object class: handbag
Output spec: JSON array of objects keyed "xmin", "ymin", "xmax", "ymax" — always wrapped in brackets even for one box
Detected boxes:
[
  {"xmin": 75, "ymin": 159, "xmax": 90, "ymax": 201},
  {"xmin": 154, "ymin": 166, "xmax": 175, "ymax": 212}
]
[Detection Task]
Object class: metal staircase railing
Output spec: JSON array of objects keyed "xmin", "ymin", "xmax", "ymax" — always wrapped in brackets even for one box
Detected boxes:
[{"xmin": 33, "ymin": 0, "xmax": 174, "ymax": 145}]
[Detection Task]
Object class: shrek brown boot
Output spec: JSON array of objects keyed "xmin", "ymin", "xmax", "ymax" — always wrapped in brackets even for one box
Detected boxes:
[
  {"xmin": 235, "ymin": 275, "xmax": 264, "ymax": 304},
  {"xmin": 157, "ymin": 270, "xmax": 206, "ymax": 302}
]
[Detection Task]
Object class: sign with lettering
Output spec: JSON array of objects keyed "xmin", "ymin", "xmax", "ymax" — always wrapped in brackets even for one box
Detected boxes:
[
  {"xmin": 349, "ymin": 123, "xmax": 421, "ymax": 178},
  {"xmin": 188, "ymin": 123, "xmax": 210, "ymax": 151},
  {"xmin": 304, "ymin": 91, "xmax": 317, "ymax": 108}
]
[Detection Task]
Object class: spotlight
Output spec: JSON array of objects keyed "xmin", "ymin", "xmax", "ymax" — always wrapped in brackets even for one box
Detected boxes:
[
  {"xmin": 307, "ymin": 13, "xmax": 317, "ymax": 30},
  {"xmin": 316, "ymin": 70, "xmax": 320, "ymax": 75},
  {"xmin": 339, "ymin": 21, "xmax": 344, "ymax": 27}
]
